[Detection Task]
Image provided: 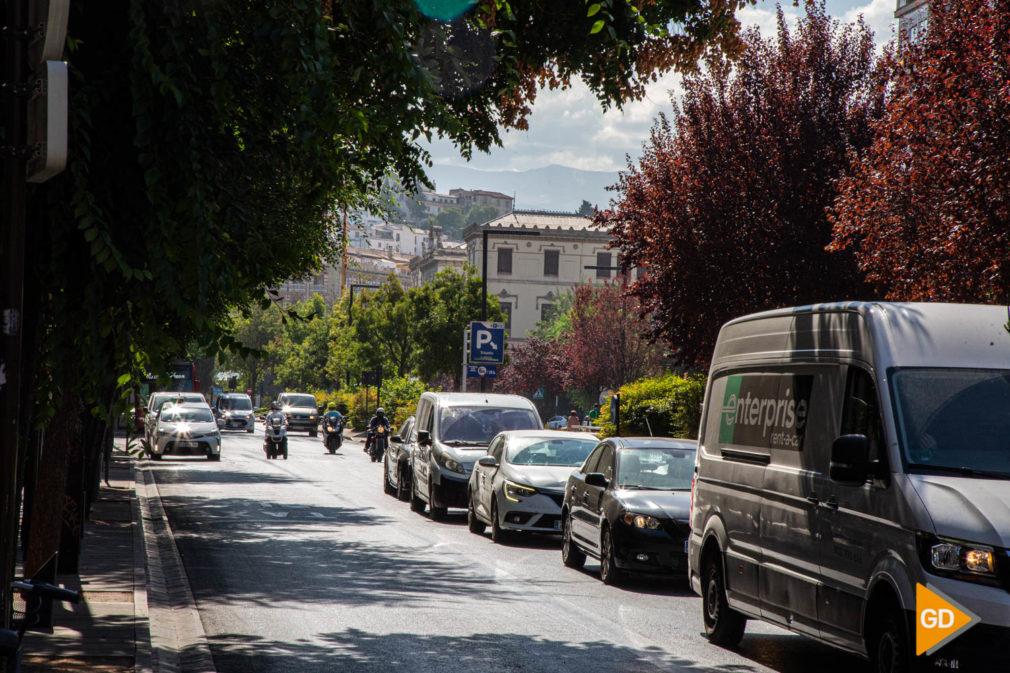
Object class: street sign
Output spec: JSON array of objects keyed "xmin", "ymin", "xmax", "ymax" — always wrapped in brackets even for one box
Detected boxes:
[
  {"xmin": 466, "ymin": 364, "xmax": 497, "ymax": 379},
  {"xmin": 532, "ymin": 388, "xmax": 545, "ymax": 400},
  {"xmin": 469, "ymin": 321, "xmax": 505, "ymax": 364}
]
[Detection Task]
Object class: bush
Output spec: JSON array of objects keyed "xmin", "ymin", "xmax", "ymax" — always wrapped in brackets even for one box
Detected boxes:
[
  {"xmin": 379, "ymin": 376, "xmax": 431, "ymax": 427},
  {"xmin": 597, "ymin": 373, "xmax": 706, "ymax": 439}
]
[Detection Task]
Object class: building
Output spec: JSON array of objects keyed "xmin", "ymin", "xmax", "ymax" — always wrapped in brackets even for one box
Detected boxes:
[
  {"xmin": 463, "ymin": 211, "xmax": 616, "ymax": 342},
  {"xmin": 896, "ymin": 0, "xmax": 929, "ymax": 44},
  {"xmin": 409, "ymin": 227, "xmax": 468, "ymax": 285},
  {"xmin": 418, "ymin": 190, "xmax": 459, "ymax": 216},
  {"xmin": 274, "ymin": 271, "xmax": 329, "ymax": 306},
  {"xmin": 449, "ymin": 189, "xmax": 513, "ymax": 218},
  {"xmin": 327, "ymin": 246, "xmax": 414, "ymax": 298}
]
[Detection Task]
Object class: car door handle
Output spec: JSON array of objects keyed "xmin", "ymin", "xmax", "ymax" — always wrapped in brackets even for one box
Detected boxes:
[
  {"xmin": 824, "ymin": 498, "xmax": 839, "ymax": 510},
  {"xmin": 806, "ymin": 495, "xmax": 820, "ymax": 506},
  {"xmin": 582, "ymin": 491, "xmax": 589, "ymax": 504}
]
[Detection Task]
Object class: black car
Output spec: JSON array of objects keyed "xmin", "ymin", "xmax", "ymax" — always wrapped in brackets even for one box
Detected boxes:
[
  {"xmin": 383, "ymin": 416, "xmax": 415, "ymax": 501},
  {"xmin": 561, "ymin": 437, "xmax": 696, "ymax": 585}
]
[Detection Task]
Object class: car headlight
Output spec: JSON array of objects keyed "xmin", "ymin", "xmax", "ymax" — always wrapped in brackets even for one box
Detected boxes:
[
  {"xmin": 309, "ymin": 415, "xmax": 316, "ymax": 420},
  {"xmin": 623, "ymin": 513, "xmax": 662, "ymax": 530},
  {"xmin": 439, "ymin": 455, "xmax": 465, "ymax": 474},
  {"xmin": 918, "ymin": 532, "xmax": 1002, "ymax": 586},
  {"xmin": 504, "ymin": 480, "xmax": 537, "ymax": 502}
]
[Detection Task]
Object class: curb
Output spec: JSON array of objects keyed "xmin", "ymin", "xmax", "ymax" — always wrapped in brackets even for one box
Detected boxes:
[
  {"xmin": 132, "ymin": 460, "xmax": 153, "ymax": 673},
  {"xmin": 136, "ymin": 464, "xmax": 217, "ymax": 673}
]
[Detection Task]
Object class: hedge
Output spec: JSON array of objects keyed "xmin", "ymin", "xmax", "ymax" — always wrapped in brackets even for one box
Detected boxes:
[{"xmin": 597, "ymin": 373, "xmax": 706, "ymax": 439}]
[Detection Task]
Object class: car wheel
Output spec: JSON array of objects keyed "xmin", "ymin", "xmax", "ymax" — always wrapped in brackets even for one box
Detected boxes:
[
  {"xmin": 561, "ymin": 512, "xmax": 585, "ymax": 569},
  {"xmin": 150, "ymin": 453, "xmax": 162, "ymax": 461},
  {"xmin": 208, "ymin": 454, "xmax": 221, "ymax": 462},
  {"xmin": 600, "ymin": 526, "xmax": 623, "ymax": 585},
  {"xmin": 702, "ymin": 551, "xmax": 746, "ymax": 647},
  {"xmin": 396, "ymin": 466, "xmax": 411, "ymax": 502},
  {"xmin": 309, "ymin": 429, "xmax": 317, "ymax": 438},
  {"xmin": 246, "ymin": 427, "xmax": 254, "ymax": 434},
  {"xmin": 383, "ymin": 457, "xmax": 396, "ymax": 496},
  {"xmin": 490, "ymin": 498, "xmax": 510, "ymax": 544},
  {"xmin": 428, "ymin": 481, "xmax": 447, "ymax": 521},
  {"xmin": 410, "ymin": 476, "xmax": 426, "ymax": 513},
  {"xmin": 870, "ymin": 606, "xmax": 910, "ymax": 673},
  {"xmin": 467, "ymin": 493, "xmax": 486, "ymax": 535}
]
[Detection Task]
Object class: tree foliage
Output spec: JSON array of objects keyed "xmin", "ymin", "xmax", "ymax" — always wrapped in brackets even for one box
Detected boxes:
[
  {"xmin": 596, "ymin": 2, "xmax": 887, "ymax": 366},
  {"xmin": 829, "ymin": 0, "xmax": 1010, "ymax": 302}
]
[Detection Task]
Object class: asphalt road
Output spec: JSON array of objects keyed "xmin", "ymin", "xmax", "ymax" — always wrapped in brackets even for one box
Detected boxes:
[{"xmin": 148, "ymin": 428, "xmax": 867, "ymax": 673}]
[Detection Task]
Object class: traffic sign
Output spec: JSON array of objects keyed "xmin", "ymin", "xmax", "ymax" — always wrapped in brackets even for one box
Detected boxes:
[
  {"xmin": 532, "ymin": 388, "xmax": 545, "ymax": 400},
  {"xmin": 466, "ymin": 364, "xmax": 498, "ymax": 378},
  {"xmin": 469, "ymin": 321, "xmax": 505, "ymax": 364}
]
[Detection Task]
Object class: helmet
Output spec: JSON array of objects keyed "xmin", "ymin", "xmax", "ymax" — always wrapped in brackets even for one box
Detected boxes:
[
  {"xmin": 271, "ymin": 401, "xmax": 281, "ymax": 410},
  {"xmin": 329, "ymin": 402, "xmax": 336, "ymax": 410},
  {"xmin": 376, "ymin": 407, "xmax": 385, "ymax": 416}
]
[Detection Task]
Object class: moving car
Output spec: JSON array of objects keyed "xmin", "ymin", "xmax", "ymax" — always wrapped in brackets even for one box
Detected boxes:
[
  {"xmin": 545, "ymin": 416, "xmax": 567, "ymax": 430},
  {"xmin": 409, "ymin": 392, "xmax": 542, "ymax": 521},
  {"xmin": 215, "ymin": 393, "xmax": 255, "ymax": 433},
  {"xmin": 151, "ymin": 402, "xmax": 222, "ymax": 461},
  {"xmin": 276, "ymin": 392, "xmax": 319, "ymax": 436},
  {"xmin": 383, "ymin": 416, "xmax": 415, "ymax": 500},
  {"xmin": 689, "ymin": 302, "xmax": 1010, "ymax": 673},
  {"xmin": 561, "ymin": 437, "xmax": 695, "ymax": 585},
  {"xmin": 144, "ymin": 391, "xmax": 207, "ymax": 446},
  {"xmin": 467, "ymin": 430, "xmax": 597, "ymax": 542}
]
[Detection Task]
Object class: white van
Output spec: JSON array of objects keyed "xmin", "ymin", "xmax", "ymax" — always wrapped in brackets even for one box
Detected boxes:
[
  {"xmin": 688, "ymin": 302, "xmax": 1010, "ymax": 673},
  {"xmin": 408, "ymin": 392, "xmax": 542, "ymax": 521}
]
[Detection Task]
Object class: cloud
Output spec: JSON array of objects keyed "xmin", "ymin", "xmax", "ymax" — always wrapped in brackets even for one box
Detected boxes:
[{"xmin": 843, "ymin": 0, "xmax": 897, "ymax": 46}]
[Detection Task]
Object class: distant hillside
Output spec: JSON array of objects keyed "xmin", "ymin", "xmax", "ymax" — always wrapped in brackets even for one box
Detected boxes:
[{"xmin": 424, "ymin": 164, "xmax": 619, "ymax": 212}]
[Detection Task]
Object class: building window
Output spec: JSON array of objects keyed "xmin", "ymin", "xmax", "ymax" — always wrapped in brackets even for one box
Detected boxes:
[
  {"xmin": 540, "ymin": 303, "xmax": 553, "ymax": 322},
  {"xmin": 497, "ymin": 247, "xmax": 513, "ymax": 274},
  {"xmin": 596, "ymin": 252, "xmax": 612, "ymax": 279},
  {"xmin": 544, "ymin": 250, "xmax": 559, "ymax": 277},
  {"xmin": 501, "ymin": 302, "xmax": 512, "ymax": 330}
]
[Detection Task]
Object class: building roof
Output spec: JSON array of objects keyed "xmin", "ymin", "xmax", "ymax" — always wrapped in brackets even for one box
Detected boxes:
[
  {"xmin": 451, "ymin": 189, "xmax": 513, "ymax": 200},
  {"xmin": 462, "ymin": 211, "xmax": 610, "ymax": 240}
]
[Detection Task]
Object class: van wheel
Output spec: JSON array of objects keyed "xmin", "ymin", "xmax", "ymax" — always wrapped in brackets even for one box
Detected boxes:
[
  {"xmin": 410, "ymin": 477, "xmax": 427, "ymax": 513},
  {"xmin": 562, "ymin": 512, "xmax": 585, "ymax": 569},
  {"xmin": 870, "ymin": 608, "xmax": 910, "ymax": 673},
  {"xmin": 467, "ymin": 494, "xmax": 486, "ymax": 535},
  {"xmin": 702, "ymin": 553, "xmax": 746, "ymax": 647},
  {"xmin": 396, "ymin": 467, "xmax": 411, "ymax": 502},
  {"xmin": 599, "ymin": 526, "xmax": 623, "ymax": 585}
]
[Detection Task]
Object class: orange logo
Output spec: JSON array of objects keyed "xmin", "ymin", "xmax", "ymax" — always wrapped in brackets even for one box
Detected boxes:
[{"xmin": 916, "ymin": 583, "xmax": 979, "ymax": 656}]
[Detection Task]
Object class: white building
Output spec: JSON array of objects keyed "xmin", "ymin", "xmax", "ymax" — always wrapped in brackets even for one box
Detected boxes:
[
  {"xmin": 463, "ymin": 212, "xmax": 617, "ymax": 343},
  {"xmin": 896, "ymin": 0, "xmax": 929, "ymax": 44}
]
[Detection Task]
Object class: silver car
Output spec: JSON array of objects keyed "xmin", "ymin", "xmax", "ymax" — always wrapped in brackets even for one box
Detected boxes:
[
  {"xmin": 467, "ymin": 430, "xmax": 598, "ymax": 542},
  {"xmin": 151, "ymin": 403, "xmax": 222, "ymax": 461},
  {"xmin": 144, "ymin": 391, "xmax": 207, "ymax": 446}
]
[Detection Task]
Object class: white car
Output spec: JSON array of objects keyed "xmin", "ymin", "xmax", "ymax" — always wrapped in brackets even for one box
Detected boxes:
[
  {"xmin": 144, "ymin": 391, "xmax": 207, "ymax": 445},
  {"xmin": 151, "ymin": 403, "xmax": 221, "ymax": 461},
  {"xmin": 467, "ymin": 430, "xmax": 598, "ymax": 542}
]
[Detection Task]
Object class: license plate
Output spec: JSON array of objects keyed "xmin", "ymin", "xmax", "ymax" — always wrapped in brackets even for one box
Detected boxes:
[
  {"xmin": 178, "ymin": 442, "xmax": 199, "ymax": 449},
  {"xmin": 554, "ymin": 520, "xmax": 562, "ymax": 530},
  {"xmin": 684, "ymin": 539, "xmax": 690, "ymax": 553}
]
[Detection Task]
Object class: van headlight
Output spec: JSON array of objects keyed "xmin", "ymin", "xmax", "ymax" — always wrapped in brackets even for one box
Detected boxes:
[
  {"xmin": 439, "ymin": 455, "xmax": 465, "ymax": 474},
  {"xmin": 504, "ymin": 480, "xmax": 536, "ymax": 501},
  {"xmin": 918, "ymin": 532, "xmax": 1002, "ymax": 586}
]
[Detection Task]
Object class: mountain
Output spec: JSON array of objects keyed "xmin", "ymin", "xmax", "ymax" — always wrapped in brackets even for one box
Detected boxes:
[{"xmin": 424, "ymin": 163, "xmax": 619, "ymax": 212}]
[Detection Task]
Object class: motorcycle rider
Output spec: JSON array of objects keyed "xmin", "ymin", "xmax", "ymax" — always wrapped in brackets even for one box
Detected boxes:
[
  {"xmin": 322, "ymin": 402, "xmax": 344, "ymax": 427},
  {"xmin": 263, "ymin": 401, "xmax": 287, "ymax": 451},
  {"xmin": 322, "ymin": 403, "xmax": 344, "ymax": 450},
  {"xmin": 364, "ymin": 407, "xmax": 389, "ymax": 454}
]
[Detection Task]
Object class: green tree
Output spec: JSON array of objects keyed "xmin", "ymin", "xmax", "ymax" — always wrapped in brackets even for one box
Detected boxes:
[
  {"xmin": 465, "ymin": 204, "xmax": 500, "ymax": 226},
  {"xmin": 434, "ymin": 207, "xmax": 467, "ymax": 239},
  {"xmin": 216, "ymin": 301, "xmax": 286, "ymax": 396},
  {"xmin": 576, "ymin": 200, "xmax": 595, "ymax": 217},
  {"xmin": 350, "ymin": 276, "xmax": 419, "ymax": 377},
  {"xmin": 528, "ymin": 291, "xmax": 574, "ymax": 341},
  {"xmin": 272, "ymin": 295, "xmax": 334, "ymax": 391}
]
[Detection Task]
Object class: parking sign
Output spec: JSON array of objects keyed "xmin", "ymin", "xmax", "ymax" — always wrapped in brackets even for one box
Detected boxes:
[{"xmin": 469, "ymin": 321, "xmax": 505, "ymax": 364}]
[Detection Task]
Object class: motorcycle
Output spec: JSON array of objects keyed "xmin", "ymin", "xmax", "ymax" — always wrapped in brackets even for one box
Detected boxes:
[
  {"xmin": 322, "ymin": 415, "xmax": 345, "ymax": 454},
  {"xmin": 263, "ymin": 416, "xmax": 288, "ymax": 460},
  {"xmin": 368, "ymin": 420, "xmax": 390, "ymax": 463}
]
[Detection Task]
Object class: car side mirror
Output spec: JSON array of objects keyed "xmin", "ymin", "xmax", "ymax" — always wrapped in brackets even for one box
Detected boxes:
[
  {"xmin": 585, "ymin": 472, "xmax": 609, "ymax": 488},
  {"xmin": 830, "ymin": 434, "xmax": 872, "ymax": 484},
  {"xmin": 478, "ymin": 456, "xmax": 498, "ymax": 468},
  {"xmin": 417, "ymin": 430, "xmax": 432, "ymax": 446}
]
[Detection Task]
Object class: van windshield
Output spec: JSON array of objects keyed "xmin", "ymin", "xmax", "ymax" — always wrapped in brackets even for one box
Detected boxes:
[
  {"xmin": 282, "ymin": 395, "xmax": 316, "ymax": 408},
  {"xmin": 891, "ymin": 368, "xmax": 1010, "ymax": 478},
  {"xmin": 438, "ymin": 406, "xmax": 540, "ymax": 446}
]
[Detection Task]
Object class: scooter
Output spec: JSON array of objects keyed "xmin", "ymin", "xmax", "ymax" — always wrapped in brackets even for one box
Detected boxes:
[
  {"xmin": 264, "ymin": 416, "xmax": 288, "ymax": 460},
  {"xmin": 322, "ymin": 416, "xmax": 345, "ymax": 454},
  {"xmin": 368, "ymin": 420, "xmax": 389, "ymax": 463}
]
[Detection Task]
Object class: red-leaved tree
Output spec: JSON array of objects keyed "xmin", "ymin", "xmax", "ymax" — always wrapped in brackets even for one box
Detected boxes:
[
  {"xmin": 830, "ymin": 0, "xmax": 1010, "ymax": 301},
  {"xmin": 596, "ymin": 2, "xmax": 888, "ymax": 366},
  {"xmin": 495, "ymin": 336, "xmax": 568, "ymax": 398}
]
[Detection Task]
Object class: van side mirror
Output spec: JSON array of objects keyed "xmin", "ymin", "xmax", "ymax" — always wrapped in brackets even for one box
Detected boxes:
[
  {"xmin": 830, "ymin": 434, "xmax": 871, "ymax": 483},
  {"xmin": 417, "ymin": 430, "xmax": 432, "ymax": 446},
  {"xmin": 478, "ymin": 456, "xmax": 498, "ymax": 468},
  {"xmin": 391, "ymin": 435, "xmax": 402, "ymax": 443},
  {"xmin": 585, "ymin": 472, "xmax": 609, "ymax": 488}
]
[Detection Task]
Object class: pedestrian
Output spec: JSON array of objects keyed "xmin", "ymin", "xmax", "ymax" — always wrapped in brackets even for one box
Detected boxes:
[
  {"xmin": 566, "ymin": 409, "xmax": 580, "ymax": 430},
  {"xmin": 588, "ymin": 404, "xmax": 601, "ymax": 426}
]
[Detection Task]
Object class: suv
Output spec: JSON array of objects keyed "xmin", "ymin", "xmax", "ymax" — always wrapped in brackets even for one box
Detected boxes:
[
  {"xmin": 215, "ymin": 393, "xmax": 255, "ymax": 433},
  {"xmin": 409, "ymin": 392, "xmax": 542, "ymax": 521},
  {"xmin": 276, "ymin": 392, "xmax": 319, "ymax": 436}
]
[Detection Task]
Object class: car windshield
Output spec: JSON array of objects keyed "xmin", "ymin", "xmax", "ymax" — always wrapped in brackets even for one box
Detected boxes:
[
  {"xmin": 160, "ymin": 407, "xmax": 214, "ymax": 423},
  {"xmin": 617, "ymin": 448, "xmax": 696, "ymax": 490},
  {"xmin": 506, "ymin": 436, "xmax": 597, "ymax": 466},
  {"xmin": 220, "ymin": 397, "xmax": 252, "ymax": 411},
  {"xmin": 439, "ymin": 406, "xmax": 540, "ymax": 445},
  {"xmin": 891, "ymin": 368, "xmax": 1010, "ymax": 478},
  {"xmin": 283, "ymin": 395, "xmax": 316, "ymax": 408}
]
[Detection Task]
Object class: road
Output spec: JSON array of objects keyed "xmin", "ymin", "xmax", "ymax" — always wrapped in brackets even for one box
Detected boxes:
[{"xmin": 147, "ymin": 428, "xmax": 866, "ymax": 673}]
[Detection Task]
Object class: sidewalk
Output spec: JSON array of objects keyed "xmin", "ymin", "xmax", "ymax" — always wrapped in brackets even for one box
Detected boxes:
[{"xmin": 18, "ymin": 439, "xmax": 215, "ymax": 673}]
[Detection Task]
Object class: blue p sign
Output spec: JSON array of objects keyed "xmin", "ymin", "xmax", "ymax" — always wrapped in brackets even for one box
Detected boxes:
[{"xmin": 469, "ymin": 321, "xmax": 505, "ymax": 364}]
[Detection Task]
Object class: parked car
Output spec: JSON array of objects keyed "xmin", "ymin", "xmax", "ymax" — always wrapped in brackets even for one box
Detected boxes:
[
  {"xmin": 409, "ymin": 392, "xmax": 542, "ymax": 521},
  {"xmin": 276, "ymin": 392, "xmax": 319, "ymax": 436},
  {"xmin": 689, "ymin": 302, "xmax": 1010, "ymax": 672},
  {"xmin": 467, "ymin": 430, "xmax": 598, "ymax": 542},
  {"xmin": 383, "ymin": 416, "xmax": 415, "ymax": 500},
  {"xmin": 144, "ymin": 391, "xmax": 207, "ymax": 446},
  {"xmin": 545, "ymin": 416, "xmax": 567, "ymax": 430},
  {"xmin": 151, "ymin": 402, "xmax": 222, "ymax": 461},
  {"xmin": 214, "ymin": 393, "xmax": 255, "ymax": 433},
  {"xmin": 561, "ymin": 437, "xmax": 696, "ymax": 585}
]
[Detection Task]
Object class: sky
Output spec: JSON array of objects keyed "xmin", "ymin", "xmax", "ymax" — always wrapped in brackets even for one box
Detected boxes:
[{"xmin": 423, "ymin": 0, "xmax": 897, "ymax": 175}]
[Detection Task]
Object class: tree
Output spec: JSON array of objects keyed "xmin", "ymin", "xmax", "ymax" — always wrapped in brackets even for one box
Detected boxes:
[
  {"xmin": 596, "ymin": 2, "xmax": 887, "ymax": 366},
  {"xmin": 830, "ymin": 1, "xmax": 1010, "ymax": 302},
  {"xmin": 576, "ymin": 200, "xmax": 595, "ymax": 217},
  {"xmin": 272, "ymin": 295, "xmax": 334, "ymax": 391},
  {"xmin": 216, "ymin": 301, "xmax": 285, "ymax": 395},
  {"xmin": 527, "ymin": 291, "xmax": 574, "ymax": 341},
  {"xmin": 349, "ymin": 276, "xmax": 419, "ymax": 378},
  {"xmin": 465, "ymin": 204, "xmax": 500, "ymax": 227},
  {"xmin": 495, "ymin": 337, "xmax": 568, "ymax": 396},
  {"xmin": 434, "ymin": 207, "xmax": 467, "ymax": 239}
]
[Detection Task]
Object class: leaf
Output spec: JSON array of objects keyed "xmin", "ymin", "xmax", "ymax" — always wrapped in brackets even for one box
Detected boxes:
[
  {"xmin": 587, "ymin": 4, "xmax": 602, "ymax": 17},
  {"xmin": 590, "ymin": 20, "xmax": 605, "ymax": 34}
]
